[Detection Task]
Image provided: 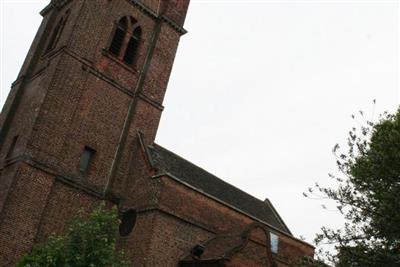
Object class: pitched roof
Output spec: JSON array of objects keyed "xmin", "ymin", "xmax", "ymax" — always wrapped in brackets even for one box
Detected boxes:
[{"xmin": 147, "ymin": 143, "xmax": 292, "ymax": 235}]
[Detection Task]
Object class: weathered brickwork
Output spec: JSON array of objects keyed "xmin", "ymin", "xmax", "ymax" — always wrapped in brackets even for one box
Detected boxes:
[
  {"xmin": 0, "ymin": 0, "xmax": 314, "ymax": 266},
  {"xmin": 0, "ymin": 164, "xmax": 54, "ymax": 265}
]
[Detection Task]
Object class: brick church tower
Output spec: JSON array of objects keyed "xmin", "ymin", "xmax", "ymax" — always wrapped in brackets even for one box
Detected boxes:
[{"xmin": 0, "ymin": 0, "xmax": 314, "ymax": 266}]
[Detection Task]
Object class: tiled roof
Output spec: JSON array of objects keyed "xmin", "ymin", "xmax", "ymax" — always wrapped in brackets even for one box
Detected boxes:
[{"xmin": 147, "ymin": 144, "xmax": 291, "ymax": 235}]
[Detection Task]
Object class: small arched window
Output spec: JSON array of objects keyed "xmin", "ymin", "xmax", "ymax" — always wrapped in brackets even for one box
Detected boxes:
[
  {"xmin": 109, "ymin": 16, "xmax": 141, "ymax": 66},
  {"xmin": 109, "ymin": 17, "xmax": 127, "ymax": 56},
  {"xmin": 119, "ymin": 209, "xmax": 137, "ymax": 236},
  {"xmin": 46, "ymin": 10, "xmax": 70, "ymax": 52}
]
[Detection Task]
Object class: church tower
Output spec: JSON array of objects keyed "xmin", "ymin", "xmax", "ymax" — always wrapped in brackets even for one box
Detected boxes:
[{"xmin": 0, "ymin": 0, "xmax": 190, "ymax": 265}]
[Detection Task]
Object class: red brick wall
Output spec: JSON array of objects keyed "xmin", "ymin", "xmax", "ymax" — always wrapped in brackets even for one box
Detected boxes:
[
  {"xmin": 0, "ymin": 164, "xmax": 54, "ymax": 265},
  {"xmin": 34, "ymin": 181, "xmax": 99, "ymax": 242},
  {"xmin": 118, "ymin": 211, "xmax": 157, "ymax": 267},
  {"xmin": 140, "ymin": 210, "xmax": 213, "ymax": 266},
  {"xmin": 227, "ymin": 240, "xmax": 270, "ymax": 267},
  {"xmin": 153, "ymin": 176, "xmax": 314, "ymax": 263}
]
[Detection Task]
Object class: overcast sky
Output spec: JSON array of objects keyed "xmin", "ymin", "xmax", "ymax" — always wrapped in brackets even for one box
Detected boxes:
[{"xmin": 1, "ymin": 0, "xmax": 399, "ymax": 247}]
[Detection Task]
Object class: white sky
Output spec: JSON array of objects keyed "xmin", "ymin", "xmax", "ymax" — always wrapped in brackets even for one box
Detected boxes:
[{"xmin": 1, "ymin": 0, "xmax": 399, "ymax": 248}]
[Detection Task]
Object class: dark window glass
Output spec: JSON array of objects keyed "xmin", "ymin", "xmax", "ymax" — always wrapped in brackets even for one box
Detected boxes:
[
  {"xmin": 109, "ymin": 27, "xmax": 126, "ymax": 56},
  {"xmin": 119, "ymin": 209, "xmax": 137, "ymax": 236},
  {"xmin": 119, "ymin": 17, "xmax": 128, "ymax": 29},
  {"xmin": 133, "ymin": 26, "xmax": 141, "ymax": 39},
  {"xmin": 129, "ymin": 16, "xmax": 137, "ymax": 26},
  {"xmin": 123, "ymin": 37, "xmax": 138, "ymax": 65},
  {"xmin": 79, "ymin": 146, "xmax": 96, "ymax": 173},
  {"xmin": 109, "ymin": 18, "xmax": 128, "ymax": 56},
  {"xmin": 123, "ymin": 27, "xmax": 141, "ymax": 65},
  {"xmin": 109, "ymin": 17, "xmax": 141, "ymax": 66},
  {"xmin": 6, "ymin": 136, "xmax": 19, "ymax": 158}
]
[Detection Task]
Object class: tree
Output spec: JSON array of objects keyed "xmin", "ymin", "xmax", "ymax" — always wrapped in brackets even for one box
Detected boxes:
[
  {"xmin": 17, "ymin": 203, "xmax": 130, "ymax": 267},
  {"xmin": 305, "ymin": 107, "xmax": 400, "ymax": 266}
]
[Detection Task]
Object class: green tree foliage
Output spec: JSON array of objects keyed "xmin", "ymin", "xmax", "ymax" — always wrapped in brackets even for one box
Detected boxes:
[
  {"xmin": 305, "ymin": 107, "xmax": 400, "ymax": 266},
  {"xmin": 17, "ymin": 203, "xmax": 130, "ymax": 267}
]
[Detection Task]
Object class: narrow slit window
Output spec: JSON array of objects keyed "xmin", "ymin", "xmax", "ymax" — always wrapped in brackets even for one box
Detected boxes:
[
  {"xmin": 6, "ymin": 135, "xmax": 19, "ymax": 158},
  {"xmin": 109, "ymin": 18, "xmax": 128, "ymax": 56},
  {"xmin": 79, "ymin": 146, "xmax": 96, "ymax": 173},
  {"xmin": 109, "ymin": 27, "xmax": 126, "ymax": 56},
  {"xmin": 123, "ymin": 27, "xmax": 141, "ymax": 65},
  {"xmin": 270, "ymin": 232, "xmax": 279, "ymax": 254}
]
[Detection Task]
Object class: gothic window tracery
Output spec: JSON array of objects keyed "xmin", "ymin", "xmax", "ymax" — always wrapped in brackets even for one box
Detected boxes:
[{"xmin": 109, "ymin": 16, "xmax": 141, "ymax": 66}]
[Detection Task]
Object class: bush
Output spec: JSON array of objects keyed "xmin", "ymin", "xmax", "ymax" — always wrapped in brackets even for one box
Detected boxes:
[{"xmin": 17, "ymin": 203, "xmax": 131, "ymax": 267}]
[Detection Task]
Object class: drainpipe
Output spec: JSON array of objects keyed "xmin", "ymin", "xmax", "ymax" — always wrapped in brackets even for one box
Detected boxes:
[{"xmin": 103, "ymin": 16, "xmax": 163, "ymax": 199}]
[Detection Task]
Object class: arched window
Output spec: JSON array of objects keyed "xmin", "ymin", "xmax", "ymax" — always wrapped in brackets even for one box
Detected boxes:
[
  {"xmin": 109, "ymin": 17, "xmax": 127, "ymax": 56},
  {"xmin": 123, "ymin": 27, "xmax": 141, "ymax": 65},
  {"xmin": 119, "ymin": 209, "xmax": 137, "ymax": 236},
  {"xmin": 46, "ymin": 10, "xmax": 70, "ymax": 52},
  {"xmin": 109, "ymin": 16, "xmax": 141, "ymax": 66}
]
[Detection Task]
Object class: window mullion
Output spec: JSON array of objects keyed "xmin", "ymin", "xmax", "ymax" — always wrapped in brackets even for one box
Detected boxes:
[{"xmin": 119, "ymin": 32, "xmax": 132, "ymax": 60}]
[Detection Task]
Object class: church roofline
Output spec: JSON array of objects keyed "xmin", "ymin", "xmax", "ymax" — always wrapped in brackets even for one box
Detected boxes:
[{"xmin": 147, "ymin": 143, "xmax": 293, "ymax": 233}]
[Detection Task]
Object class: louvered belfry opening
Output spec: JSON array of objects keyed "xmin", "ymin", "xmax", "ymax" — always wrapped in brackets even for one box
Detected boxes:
[{"xmin": 109, "ymin": 16, "xmax": 141, "ymax": 66}]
